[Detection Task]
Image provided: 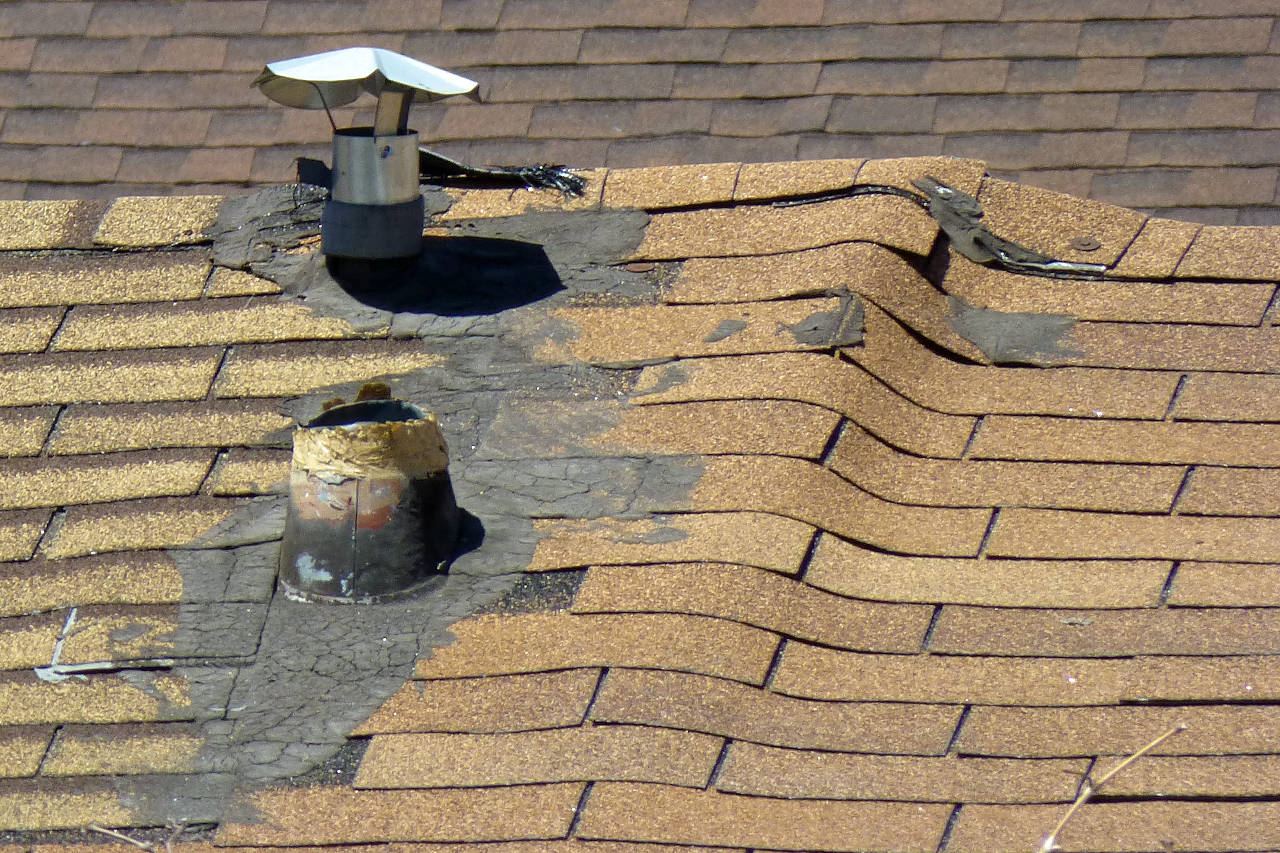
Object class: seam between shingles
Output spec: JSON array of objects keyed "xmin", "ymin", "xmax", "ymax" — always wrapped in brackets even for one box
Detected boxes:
[
  {"xmin": 975, "ymin": 507, "xmax": 1000, "ymax": 558},
  {"xmin": 197, "ymin": 449, "xmax": 229, "ymax": 495},
  {"xmin": 817, "ymin": 415, "xmax": 847, "ymax": 465},
  {"xmin": 566, "ymin": 781, "xmax": 594, "ymax": 839},
  {"xmin": 944, "ymin": 705, "xmax": 971, "ymax": 756},
  {"xmin": 31, "ymin": 508, "xmax": 64, "ymax": 559},
  {"xmin": 1261, "ymin": 284, "xmax": 1280, "ymax": 327},
  {"xmin": 1169, "ymin": 466, "xmax": 1195, "ymax": 515},
  {"xmin": 1163, "ymin": 374, "xmax": 1188, "ymax": 421},
  {"xmin": 761, "ymin": 636, "xmax": 788, "ymax": 689},
  {"xmin": 1158, "ymin": 561, "xmax": 1181, "ymax": 607},
  {"xmin": 935, "ymin": 803, "xmax": 963, "ymax": 853},
  {"xmin": 37, "ymin": 405, "xmax": 66, "ymax": 457},
  {"xmin": 33, "ymin": 724, "xmax": 62, "ymax": 777},
  {"xmin": 961, "ymin": 415, "xmax": 984, "ymax": 459},
  {"xmin": 581, "ymin": 668, "xmax": 609, "ymax": 724},
  {"xmin": 920, "ymin": 604, "xmax": 944, "ymax": 652},
  {"xmin": 706, "ymin": 738, "xmax": 732, "ymax": 789},
  {"xmin": 794, "ymin": 529, "xmax": 823, "ymax": 582},
  {"xmin": 205, "ymin": 345, "xmax": 232, "ymax": 401},
  {"xmin": 42, "ymin": 305, "xmax": 71, "ymax": 353}
]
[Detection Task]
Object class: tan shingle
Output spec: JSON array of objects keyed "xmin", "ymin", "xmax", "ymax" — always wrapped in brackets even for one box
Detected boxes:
[
  {"xmin": 206, "ymin": 448, "xmax": 290, "ymax": 496},
  {"xmin": 577, "ymin": 782, "xmax": 951, "ymax": 851},
  {"xmin": 0, "ymin": 726, "xmax": 52, "ymax": 777},
  {"xmin": 93, "ymin": 195, "xmax": 222, "ymax": 247},
  {"xmin": 0, "ymin": 670, "xmax": 190, "ymax": 726},
  {"xmin": 1108, "ymin": 216, "xmax": 1200, "ymax": 278},
  {"xmin": 528, "ymin": 512, "xmax": 814, "ymax": 575},
  {"xmin": 215, "ymin": 784, "xmax": 585, "ymax": 845},
  {"xmin": 353, "ymin": 669, "xmax": 601, "ymax": 736},
  {"xmin": 0, "ymin": 778, "xmax": 133, "ymax": 831},
  {"xmin": 213, "ymin": 341, "xmax": 443, "ymax": 397},
  {"xmin": 591, "ymin": 668, "xmax": 961, "ymax": 754},
  {"xmin": 734, "ymin": 158, "xmax": 863, "ymax": 201},
  {"xmin": 53, "ymin": 298, "xmax": 366, "ymax": 351},
  {"xmin": 41, "ymin": 722, "xmax": 201, "ymax": 776},
  {"xmin": 0, "ymin": 612, "xmax": 61, "ymax": 670},
  {"xmin": 49, "ymin": 399, "xmax": 293, "ymax": 455},
  {"xmin": 415, "ymin": 612, "xmax": 778, "ymax": 685},
  {"xmin": 0, "ymin": 307, "xmax": 62, "ymax": 354},
  {"xmin": 41, "ymin": 496, "xmax": 238, "ymax": 559},
  {"xmin": 0, "ymin": 200, "xmax": 102, "ymax": 251},
  {"xmin": 0, "ymin": 251, "xmax": 209, "ymax": 308},
  {"xmin": 203, "ymin": 266, "xmax": 283, "ymax": 297},
  {"xmin": 1175, "ymin": 224, "xmax": 1280, "ymax": 279},
  {"xmin": 0, "ymin": 348, "xmax": 223, "ymax": 407},
  {"xmin": 807, "ymin": 533, "xmax": 1170, "ymax": 608},
  {"xmin": 355, "ymin": 726, "xmax": 722, "ymax": 788},
  {"xmin": 573, "ymin": 562, "xmax": 933, "ymax": 652},
  {"xmin": 1168, "ymin": 561, "xmax": 1280, "ymax": 606},
  {"xmin": 0, "ymin": 510, "xmax": 50, "ymax": 562},
  {"xmin": 0, "ymin": 552, "xmax": 182, "ymax": 618},
  {"xmin": 0, "ymin": 449, "xmax": 213, "ymax": 510},
  {"xmin": 603, "ymin": 163, "xmax": 740, "ymax": 209},
  {"xmin": 0, "ymin": 407, "xmax": 58, "ymax": 458}
]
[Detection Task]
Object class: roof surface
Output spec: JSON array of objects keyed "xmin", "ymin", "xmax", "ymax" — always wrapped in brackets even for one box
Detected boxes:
[
  {"xmin": 2, "ymin": 156, "xmax": 1280, "ymax": 852},
  {"xmin": 1, "ymin": 1, "xmax": 1278, "ymax": 225}
]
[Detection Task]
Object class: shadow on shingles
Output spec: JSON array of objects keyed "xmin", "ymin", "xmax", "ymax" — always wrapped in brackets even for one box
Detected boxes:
[{"xmin": 324, "ymin": 234, "xmax": 564, "ymax": 315}]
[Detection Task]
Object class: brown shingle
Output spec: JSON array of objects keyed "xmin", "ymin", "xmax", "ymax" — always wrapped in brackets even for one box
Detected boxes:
[
  {"xmin": 733, "ymin": 158, "xmax": 862, "ymax": 200},
  {"xmin": 1177, "ymin": 467, "xmax": 1280, "ymax": 516},
  {"xmin": 415, "ymin": 612, "xmax": 778, "ymax": 685},
  {"xmin": 0, "ymin": 552, "xmax": 182, "ymax": 617},
  {"xmin": 828, "ymin": 424, "xmax": 1184, "ymax": 512},
  {"xmin": 0, "ymin": 407, "xmax": 57, "ymax": 457},
  {"xmin": 0, "ymin": 200, "xmax": 101, "ymax": 250},
  {"xmin": 0, "ymin": 307, "xmax": 59, "ymax": 354},
  {"xmin": 0, "ymin": 670, "xmax": 191, "ymax": 725},
  {"xmin": 945, "ymin": 256, "xmax": 1272, "ymax": 325},
  {"xmin": 213, "ymin": 341, "xmax": 443, "ymax": 398},
  {"xmin": 688, "ymin": 455, "xmax": 993, "ymax": 556},
  {"xmin": 1168, "ymin": 561, "xmax": 1280, "ymax": 606},
  {"xmin": 573, "ymin": 562, "xmax": 933, "ymax": 651},
  {"xmin": 1101, "ymin": 755, "xmax": 1280, "ymax": 798},
  {"xmin": 970, "ymin": 416, "xmax": 1280, "ymax": 465},
  {"xmin": 0, "ymin": 449, "xmax": 213, "ymax": 510},
  {"xmin": 206, "ymin": 448, "xmax": 289, "ymax": 496},
  {"xmin": 1175, "ymin": 373, "xmax": 1280, "ymax": 422},
  {"xmin": 41, "ymin": 722, "xmax": 201, "ymax": 775},
  {"xmin": 53, "ymin": 298, "xmax": 366, "ymax": 351},
  {"xmin": 0, "ymin": 777, "xmax": 132, "ymax": 831},
  {"xmin": 353, "ymin": 669, "xmax": 601, "ymax": 736},
  {"xmin": 602, "ymin": 163, "xmax": 739, "ymax": 209},
  {"xmin": 1107, "ymin": 216, "xmax": 1200, "ymax": 278},
  {"xmin": 977, "ymin": 177, "xmax": 1146, "ymax": 266},
  {"xmin": 355, "ymin": 726, "xmax": 722, "ymax": 789},
  {"xmin": 0, "ymin": 611, "xmax": 60, "ymax": 670},
  {"xmin": 1130, "ymin": 655, "xmax": 1280, "ymax": 702},
  {"xmin": 40, "ymin": 496, "xmax": 238, "ymax": 559},
  {"xmin": 496, "ymin": 0, "xmax": 688, "ymax": 28},
  {"xmin": 987, "ymin": 507, "xmax": 1280, "ymax": 562},
  {"xmin": 0, "ymin": 509, "xmax": 50, "ymax": 562},
  {"xmin": 852, "ymin": 305, "xmax": 1179, "ymax": 419},
  {"xmin": 930, "ymin": 605, "xmax": 1280, "ymax": 656},
  {"xmin": 93, "ymin": 195, "xmax": 221, "ymax": 246},
  {"xmin": 632, "ymin": 195, "xmax": 937, "ymax": 260},
  {"xmin": 215, "ymin": 783, "xmax": 585, "ymax": 845},
  {"xmin": 50, "ymin": 399, "xmax": 292, "ymax": 455},
  {"xmin": 541, "ymin": 298, "xmax": 858, "ymax": 366},
  {"xmin": 807, "ymin": 533, "xmax": 1170, "ymax": 608},
  {"xmin": 527, "ymin": 512, "xmax": 814, "ymax": 575},
  {"xmin": 591, "ymin": 668, "xmax": 960, "ymax": 753},
  {"xmin": 774, "ymin": 643, "xmax": 1130, "ymax": 705},
  {"xmin": 0, "ymin": 347, "xmax": 222, "ymax": 407},
  {"xmin": 0, "ymin": 726, "xmax": 51, "ymax": 777},
  {"xmin": 577, "ymin": 782, "xmax": 951, "ymax": 851},
  {"xmin": 719, "ymin": 744, "xmax": 1086, "ymax": 803},
  {"xmin": 817, "ymin": 59, "xmax": 1009, "ymax": 95},
  {"xmin": 949, "ymin": 801, "xmax": 1280, "ymax": 853},
  {"xmin": 0, "ymin": 249, "xmax": 209, "ymax": 308},
  {"xmin": 631, "ymin": 352, "xmax": 976, "ymax": 459},
  {"xmin": 1175, "ymin": 224, "xmax": 1280, "ymax": 279}
]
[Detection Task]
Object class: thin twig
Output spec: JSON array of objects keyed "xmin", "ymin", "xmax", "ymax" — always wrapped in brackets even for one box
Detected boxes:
[
  {"xmin": 164, "ymin": 823, "xmax": 186, "ymax": 853},
  {"xmin": 1036, "ymin": 723, "xmax": 1186, "ymax": 853},
  {"xmin": 87, "ymin": 825, "xmax": 155, "ymax": 851}
]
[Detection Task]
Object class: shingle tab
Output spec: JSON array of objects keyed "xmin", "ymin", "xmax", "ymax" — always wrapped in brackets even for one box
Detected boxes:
[
  {"xmin": 41, "ymin": 496, "xmax": 238, "ymax": 559},
  {"xmin": 591, "ymin": 668, "xmax": 961, "ymax": 753},
  {"xmin": 0, "ymin": 347, "xmax": 222, "ymax": 407},
  {"xmin": 719, "ymin": 745, "xmax": 1087, "ymax": 803},
  {"xmin": 0, "ymin": 509, "xmax": 49, "ymax": 562},
  {"xmin": 0, "ymin": 725, "xmax": 52, "ymax": 777},
  {"xmin": 807, "ymin": 534, "xmax": 1170, "ymax": 608},
  {"xmin": 0, "ymin": 449, "xmax": 213, "ymax": 510},
  {"xmin": 573, "ymin": 562, "xmax": 933, "ymax": 651},
  {"xmin": 528, "ymin": 512, "xmax": 814, "ymax": 575},
  {"xmin": 0, "ymin": 407, "xmax": 57, "ymax": 458},
  {"xmin": 577, "ymin": 782, "xmax": 951, "ymax": 852},
  {"xmin": 415, "ymin": 612, "xmax": 778, "ymax": 685},
  {"xmin": 774, "ymin": 643, "xmax": 1130, "ymax": 705},
  {"xmin": 93, "ymin": 195, "xmax": 221, "ymax": 246},
  {"xmin": 41, "ymin": 722, "xmax": 201, "ymax": 775},
  {"xmin": 0, "ymin": 552, "xmax": 182, "ymax": 617},
  {"xmin": 1168, "ymin": 561, "xmax": 1280, "ymax": 606},
  {"xmin": 49, "ymin": 398, "xmax": 292, "ymax": 455},
  {"xmin": 216, "ymin": 783, "xmax": 585, "ymax": 845},
  {"xmin": 353, "ymin": 669, "xmax": 601, "ymax": 736},
  {"xmin": 0, "ymin": 250, "xmax": 209, "ymax": 308},
  {"xmin": 355, "ymin": 726, "xmax": 722, "ymax": 789},
  {"xmin": 213, "ymin": 341, "xmax": 442, "ymax": 398},
  {"xmin": 0, "ymin": 670, "xmax": 191, "ymax": 725}
]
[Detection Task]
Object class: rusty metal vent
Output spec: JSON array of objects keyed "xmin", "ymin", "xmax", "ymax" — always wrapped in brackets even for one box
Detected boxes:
[{"xmin": 279, "ymin": 398, "xmax": 460, "ymax": 603}]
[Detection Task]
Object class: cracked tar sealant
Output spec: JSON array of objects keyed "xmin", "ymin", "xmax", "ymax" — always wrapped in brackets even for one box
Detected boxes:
[{"xmin": 85, "ymin": 185, "xmax": 708, "ymax": 829}]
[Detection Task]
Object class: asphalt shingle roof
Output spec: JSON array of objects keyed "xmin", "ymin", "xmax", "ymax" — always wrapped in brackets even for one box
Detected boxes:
[{"xmin": 1, "ymin": 156, "xmax": 1280, "ymax": 852}]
